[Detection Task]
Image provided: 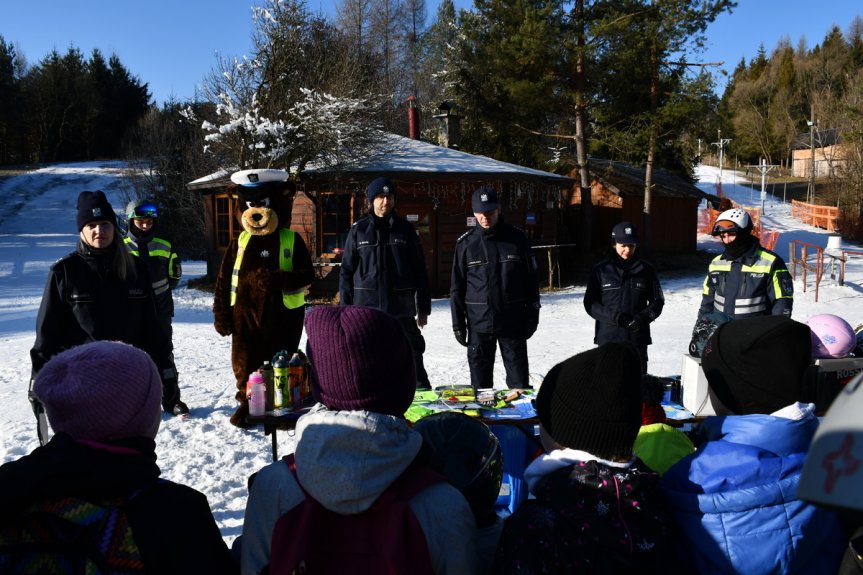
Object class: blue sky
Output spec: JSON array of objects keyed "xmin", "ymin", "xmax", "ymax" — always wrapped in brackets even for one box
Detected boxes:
[{"xmin": 2, "ymin": 0, "xmax": 860, "ymax": 105}]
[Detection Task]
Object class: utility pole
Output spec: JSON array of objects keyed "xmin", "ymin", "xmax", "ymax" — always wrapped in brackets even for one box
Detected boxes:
[
  {"xmin": 807, "ymin": 104, "xmax": 816, "ymax": 204},
  {"xmin": 711, "ymin": 129, "xmax": 732, "ymax": 189},
  {"xmin": 747, "ymin": 158, "xmax": 778, "ymax": 215}
]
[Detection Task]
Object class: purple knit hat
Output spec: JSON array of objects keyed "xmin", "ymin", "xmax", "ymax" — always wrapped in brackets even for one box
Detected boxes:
[
  {"xmin": 34, "ymin": 341, "xmax": 162, "ymax": 440},
  {"xmin": 305, "ymin": 306, "xmax": 416, "ymax": 417}
]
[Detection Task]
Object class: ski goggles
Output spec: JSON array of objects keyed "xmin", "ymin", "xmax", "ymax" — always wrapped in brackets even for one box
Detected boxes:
[
  {"xmin": 711, "ymin": 220, "xmax": 740, "ymax": 236},
  {"xmin": 131, "ymin": 202, "xmax": 159, "ymax": 219}
]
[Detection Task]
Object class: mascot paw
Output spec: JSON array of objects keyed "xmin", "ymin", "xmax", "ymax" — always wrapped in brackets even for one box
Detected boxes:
[
  {"xmin": 214, "ymin": 321, "xmax": 233, "ymax": 337},
  {"xmin": 229, "ymin": 401, "xmax": 252, "ymax": 428},
  {"xmin": 254, "ymin": 269, "xmax": 274, "ymax": 292}
]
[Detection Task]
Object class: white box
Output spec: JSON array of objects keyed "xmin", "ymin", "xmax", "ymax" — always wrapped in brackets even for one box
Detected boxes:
[{"xmin": 681, "ymin": 354, "xmax": 716, "ymax": 416}]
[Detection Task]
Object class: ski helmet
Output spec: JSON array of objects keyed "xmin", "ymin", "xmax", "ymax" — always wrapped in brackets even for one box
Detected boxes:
[
  {"xmin": 806, "ymin": 314, "xmax": 856, "ymax": 359},
  {"xmin": 126, "ymin": 199, "xmax": 159, "ymax": 220},
  {"xmin": 413, "ymin": 412, "xmax": 503, "ymax": 528},
  {"xmin": 711, "ymin": 208, "xmax": 751, "ymax": 236}
]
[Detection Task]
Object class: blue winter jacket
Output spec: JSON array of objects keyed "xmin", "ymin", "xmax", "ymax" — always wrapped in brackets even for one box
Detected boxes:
[{"xmin": 661, "ymin": 409, "xmax": 846, "ymax": 574}]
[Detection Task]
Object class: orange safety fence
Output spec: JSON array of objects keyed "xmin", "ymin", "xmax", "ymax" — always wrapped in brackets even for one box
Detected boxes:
[
  {"xmin": 700, "ymin": 202, "xmax": 762, "ymax": 236},
  {"xmin": 791, "ymin": 200, "xmax": 839, "ymax": 232}
]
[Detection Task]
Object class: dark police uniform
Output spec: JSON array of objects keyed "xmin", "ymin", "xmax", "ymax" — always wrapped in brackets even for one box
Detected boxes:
[
  {"xmin": 584, "ymin": 254, "xmax": 664, "ymax": 373},
  {"xmin": 699, "ymin": 240, "xmax": 793, "ymax": 319},
  {"xmin": 340, "ymin": 211, "xmax": 432, "ymax": 387},
  {"xmin": 450, "ymin": 220, "xmax": 540, "ymax": 390}
]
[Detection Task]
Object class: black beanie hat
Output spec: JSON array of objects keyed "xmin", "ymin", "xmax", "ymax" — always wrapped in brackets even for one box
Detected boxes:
[
  {"xmin": 76, "ymin": 190, "xmax": 117, "ymax": 231},
  {"xmin": 535, "ymin": 342, "xmax": 643, "ymax": 461},
  {"xmin": 701, "ymin": 315, "xmax": 813, "ymax": 415},
  {"xmin": 367, "ymin": 177, "xmax": 396, "ymax": 203}
]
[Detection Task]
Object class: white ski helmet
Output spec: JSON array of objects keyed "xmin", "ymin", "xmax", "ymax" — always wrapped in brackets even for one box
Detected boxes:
[{"xmin": 712, "ymin": 208, "xmax": 752, "ymax": 236}]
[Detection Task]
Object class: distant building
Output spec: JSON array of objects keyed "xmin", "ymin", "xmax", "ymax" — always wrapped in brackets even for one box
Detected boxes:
[
  {"xmin": 565, "ymin": 158, "xmax": 714, "ymax": 254},
  {"xmin": 791, "ymin": 128, "xmax": 846, "ymax": 178}
]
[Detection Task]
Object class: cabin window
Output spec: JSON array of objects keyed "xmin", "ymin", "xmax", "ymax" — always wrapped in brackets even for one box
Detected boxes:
[
  {"xmin": 215, "ymin": 195, "xmax": 237, "ymax": 247},
  {"xmin": 320, "ymin": 193, "xmax": 351, "ymax": 254}
]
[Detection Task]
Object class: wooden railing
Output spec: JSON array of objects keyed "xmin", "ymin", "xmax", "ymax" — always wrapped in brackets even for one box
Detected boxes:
[
  {"xmin": 791, "ymin": 200, "xmax": 839, "ymax": 231},
  {"xmin": 789, "ymin": 240, "xmax": 824, "ymax": 302}
]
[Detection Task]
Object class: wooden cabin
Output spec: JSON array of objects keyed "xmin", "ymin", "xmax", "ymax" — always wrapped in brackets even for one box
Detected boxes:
[
  {"xmin": 791, "ymin": 128, "xmax": 846, "ymax": 179},
  {"xmin": 565, "ymin": 159, "xmax": 712, "ymax": 254},
  {"xmin": 186, "ymin": 134, "xmax": 573, "ymax": 298}
]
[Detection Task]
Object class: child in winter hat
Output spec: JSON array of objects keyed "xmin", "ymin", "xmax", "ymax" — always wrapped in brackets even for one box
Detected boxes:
[
  {"xmin": 304, "ymin": 305, "xmax": 416, "ymax": 417},
  {"xmin": 33, "ymin": 341, "xmax": 162, "ymax": 440},
  {"xmin": 76, "ymin": 190, "xmax": 117, "ymax": 231},
  {"xmin": 701, "ymin": 314, "xmax": 812, "ymax": 414},
  {"xmin": 534, "ymin": 341, "xmax": 643, "ymax": 460}
]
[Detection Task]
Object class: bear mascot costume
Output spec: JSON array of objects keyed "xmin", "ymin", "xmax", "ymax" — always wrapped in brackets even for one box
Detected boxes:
[{"xmin": 213, "ymin": 168, "xmax": 314, "ymax": 427}]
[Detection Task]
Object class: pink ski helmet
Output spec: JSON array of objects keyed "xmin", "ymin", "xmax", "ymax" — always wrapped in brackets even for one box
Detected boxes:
[{"xmin": 806, "ymin": 314, "xmax": 856, "ymax": 359}]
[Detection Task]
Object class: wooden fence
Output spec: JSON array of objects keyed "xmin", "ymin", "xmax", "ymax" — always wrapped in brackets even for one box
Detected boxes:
[
  {"xmin": 789, "ymin": 240, "xmax": 824, "ymax": 302},
  {"xmin": 791, "ymin": 200, "xmax": 839, "ymax": 232}
]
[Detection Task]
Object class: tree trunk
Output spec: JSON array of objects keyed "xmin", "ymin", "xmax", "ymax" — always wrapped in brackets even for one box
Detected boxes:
[{"xmin": 574, "ymin": 0, "xmax": 592, "ymax": 262}]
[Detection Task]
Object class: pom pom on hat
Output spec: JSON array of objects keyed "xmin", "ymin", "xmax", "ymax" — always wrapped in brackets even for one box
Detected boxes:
[
  {"xmin": 701, "ymin": 315, "xmax": 813, "ymax": 414},
  {"xmin": 535, "ymin": 342, "xmax": 642, "ymax": 461},
  {"xmin": 304, "ymin": 306, "xmax": 416, "ymax": 417},
  {"xmin": 76, "ymin": 190, "xmax": 117, "ymax": 231},
  {"xmin": 34, "ymin": 341, "xmax": 162, "ymax": 440}
]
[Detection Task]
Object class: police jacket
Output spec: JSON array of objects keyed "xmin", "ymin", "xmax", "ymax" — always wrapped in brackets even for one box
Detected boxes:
[
  {"xmin": 339, "ymin": 212, "xmax": 431, "ymax": 320},
  {"xmin": 583, "ymin": 254, "xmax": 664, "ymax": 347},
  {"xmin": 661, "ymin": 406, "xmax": 845, "ymax": 574},
  {"xmin": 123, "ymin": 228, "xmax": 181, "ymax": 321},
  {"xmin": 30, "ymin": 241, "xmax": 174, "ymax": 380},
  {"xmin": 699, "ymin": 238, "xmax": 793, "ymax": 319},
  {"xmin": 450, "ymin": 221, "xmax": 540, "ymax": 336}
]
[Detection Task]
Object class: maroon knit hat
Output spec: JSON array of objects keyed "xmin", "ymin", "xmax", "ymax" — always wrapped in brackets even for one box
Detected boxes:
[
  {"xmin": 34, "ymin": 341, "xmax": 162, "ymax": 440},
  {"xmin": 304, "ymin": 306, "xmax": 416, "ymax": 417}
]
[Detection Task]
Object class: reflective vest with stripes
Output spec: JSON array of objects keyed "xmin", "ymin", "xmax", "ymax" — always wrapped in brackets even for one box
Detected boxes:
[
  {"xmin": 231, "ymin": 229, "xmax": 304, "ymax": 309},
  {"xmin": 123, "ymin": 235, "xmax": 180, "ymax": 299},
  {"xmin": 702, "ymin": 247, "xmax": 790, "ymax": 317}
]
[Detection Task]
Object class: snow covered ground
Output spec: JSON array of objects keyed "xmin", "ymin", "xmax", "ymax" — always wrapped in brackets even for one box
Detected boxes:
[{"xmin": 0, "ymin": 161, "xmax": 860, "ymax": 544}]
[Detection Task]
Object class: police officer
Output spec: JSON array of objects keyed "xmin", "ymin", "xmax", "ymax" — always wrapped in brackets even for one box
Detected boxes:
[
  {"xmin": 450, "ymin": 187, "xmax": 540, "ymax": 392},
  {"xmin": 699, "ymin": 208, "xmax": 793, "ymax": 320},
  {"xmin": 339, "ymin": 177, "xmax": 433, "ymax": 389},
  {"xmin": 123, "ymin": 199, "xmax": 182, "ymax": 342},
  {"xmin": 583, "ymin": 221, "xmax": 664, "ymax": 373}
]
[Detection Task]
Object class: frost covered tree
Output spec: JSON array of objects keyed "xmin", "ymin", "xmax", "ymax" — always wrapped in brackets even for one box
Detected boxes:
[{"xmin": 191, "ymin": 0, "xmax": 387, "ymax": 174}]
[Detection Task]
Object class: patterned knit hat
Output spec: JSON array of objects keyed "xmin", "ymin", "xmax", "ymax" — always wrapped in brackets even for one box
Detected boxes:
[
  {"xmin": 304, "ymin": 306, "xmax": 416, "ymax": 417},
  {"xmin": 535, "ymin": 342, "xmax": 643, "ymax": 460},
  {"xmin": 701, "ymin": 315, "xmax": 813, "ymax": 414},
  {"xmin": 76, "ymin": 190, "xmax": 117, "ymax": 231},
  {"xmin": 34, "ymin": 341, "xmax": 162, "ymax": 440}
]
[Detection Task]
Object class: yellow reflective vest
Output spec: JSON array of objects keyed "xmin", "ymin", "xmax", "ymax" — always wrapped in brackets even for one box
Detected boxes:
[{"xmin": 231, "ymin": 229, "xmax": 305, "ymax": 309}]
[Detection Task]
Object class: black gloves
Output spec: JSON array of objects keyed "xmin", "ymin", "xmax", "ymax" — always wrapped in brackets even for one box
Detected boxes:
[
  {"xmin": 616, "ymin": 313, "xmax": 633, "ymax": 327},
  {"xmin": 626, "ymin": 316, "xmax": 645, "ymax": 332},
  {"xmin": 454, "ymin": 328, "xmax": 469, "ymax": 347}
]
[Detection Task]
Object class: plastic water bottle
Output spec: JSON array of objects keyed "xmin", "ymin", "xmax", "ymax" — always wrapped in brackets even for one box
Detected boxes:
[
  {"xmin": 248, "ymin": 371, "xmax": 266, "ymax": 416},
  {"xmin": 272, "ymin": 351, "xmax": 289, "ymax": 408},
  {"xmin": 288, "ymin": 353, "xmax": 304, "ymax": 405},
  {"xmin": 261, "ymin": 361, "xmax": 275, "ymax": 411}
]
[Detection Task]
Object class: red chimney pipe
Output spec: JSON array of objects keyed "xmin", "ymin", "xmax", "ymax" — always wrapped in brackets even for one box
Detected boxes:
[{"xmin": 407, "ymin": 96, "xmax": 419, "ymax": 140}]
